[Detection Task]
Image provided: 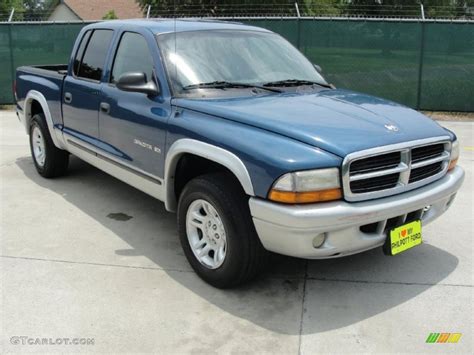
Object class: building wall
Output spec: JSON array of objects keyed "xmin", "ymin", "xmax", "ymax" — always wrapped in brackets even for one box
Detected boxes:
[{"xmin": 48, "ymin": 4, "xmax": 81, "ymax": 21}]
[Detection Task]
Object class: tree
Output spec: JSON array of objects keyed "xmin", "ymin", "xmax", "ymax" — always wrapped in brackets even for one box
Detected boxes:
[
  {"xmin": 0, "ymin": 0, "xmax": 25, "ymax": 21},
  {"xmin": 103, "ymin": 9, "xmax": 119, "ymax": 20},
  {"xmin": 22, "ymin": 0, "xmax": 58, "ymax": 21},
  {"xmin": 1, "ymin": 0, "xmax": 59, "ymax": 21},
  {"xmin": 135, "ymin": 0, "xmax": 300, "ymax": 17},
  {"xmin": 343, "ymin": 0, "xmax": 421, "ymax": 18},
  {"xmin": 303, "ymin": 0, "xmax": 345, "ymax": 16},
  {"xmin": 134, "ymin": 0, "xmax": 470, "ymax": 18},
  {"xmin": 423, "ymin": 0, "xmax": 471, "ymax": 18},
  {"xmin": 343, "ymin": 0, "xmax": 472, "ymax": 19},
  {"xmin": 0, "ymin": 0, "xmax": 24, "ymax": 13}
]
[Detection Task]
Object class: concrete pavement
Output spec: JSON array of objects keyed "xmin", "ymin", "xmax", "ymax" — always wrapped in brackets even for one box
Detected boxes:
[{"xmin": 1, "ymin": 110, "xmax": 472, "ymax": 353}]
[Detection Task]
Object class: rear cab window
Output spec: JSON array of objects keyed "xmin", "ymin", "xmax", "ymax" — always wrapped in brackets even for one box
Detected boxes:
[
  {"xmin": 73, "ymin": 30, "xmax": 91, "ymax": 76},
  {"xmin": 73, "ymin": 29, "xmax": 114, "ymax": 81}
]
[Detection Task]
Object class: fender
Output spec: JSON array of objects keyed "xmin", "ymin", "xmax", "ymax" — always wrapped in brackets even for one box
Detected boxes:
[
  {"xmin": 24, "ymin": 90, "xmax": 67, "ymax": 149},
  {"xmin": 164, "ymin": 139, "xmax": 255, "ymax": 212}
]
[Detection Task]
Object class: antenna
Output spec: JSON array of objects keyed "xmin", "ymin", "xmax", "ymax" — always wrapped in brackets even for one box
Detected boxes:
[{"xmin": 174, "ymin": 0, "xmax": 177, "ymax": 92}]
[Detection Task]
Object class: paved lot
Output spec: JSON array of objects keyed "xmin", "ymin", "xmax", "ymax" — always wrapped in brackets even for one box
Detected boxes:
[{"xmin": 1, "ymin": 110, "xmax": 472, "ymax": 353}]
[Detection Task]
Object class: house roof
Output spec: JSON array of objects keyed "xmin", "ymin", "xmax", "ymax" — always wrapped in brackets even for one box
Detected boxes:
[{"xmin": 63, "ymin": 0, "xmax": 144, "ymax": 20}]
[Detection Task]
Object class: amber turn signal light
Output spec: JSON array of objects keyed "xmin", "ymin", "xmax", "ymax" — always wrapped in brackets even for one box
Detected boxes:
[
  {"xmin": 448, "ymin": 158, "xmax": 458, "ymax": 171},
  {"xmin": 268, "ymin": 188, "xmax": 342, "ymax": 204},
  {"xmin": 448, "ymin": 140, "xmax": 459, "ymax": 172}
]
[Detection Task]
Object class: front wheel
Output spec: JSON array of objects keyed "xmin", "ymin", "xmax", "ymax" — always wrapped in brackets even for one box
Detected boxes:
[{"xmin": 177, "ymin": 173, "xmax": 268, "ymax": 288}]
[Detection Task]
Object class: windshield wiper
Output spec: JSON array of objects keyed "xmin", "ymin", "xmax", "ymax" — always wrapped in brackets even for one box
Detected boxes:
[
  {"xmin": 263, "ymin": 79, "xmax": 332, "ymax": 89},
  {"xmin": 182, "ymin": 81, "xmax": 282, "ymax": 93}
]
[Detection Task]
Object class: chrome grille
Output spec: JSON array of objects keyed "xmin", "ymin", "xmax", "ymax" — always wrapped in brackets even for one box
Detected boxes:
[{"xmin": 342, "ymin": 137, "xmax": 452, "ymax": 202}]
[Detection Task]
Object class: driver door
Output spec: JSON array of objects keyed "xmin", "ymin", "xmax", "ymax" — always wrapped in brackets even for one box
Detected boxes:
[{"xmin": 98, "ymin": 31, "xmax": 170, "ymax": 178}]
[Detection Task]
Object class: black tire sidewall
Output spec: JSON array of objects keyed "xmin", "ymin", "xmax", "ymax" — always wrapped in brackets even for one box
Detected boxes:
[
  {"xmin": 29, "ymin": 113, "xmax": 68, "ymax": 178},
  {"xmin": 178, "ymin": 176, "xmax": 253, "ymax": 287},
  {"xmin": 29, "ymin": 117, "xmax": 50, "ymax": 175}
]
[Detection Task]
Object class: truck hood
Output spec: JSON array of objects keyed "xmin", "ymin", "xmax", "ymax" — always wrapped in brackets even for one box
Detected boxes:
[{"xmin": 175, "ymin": 89, "xmax": 451, "ymax": 157}]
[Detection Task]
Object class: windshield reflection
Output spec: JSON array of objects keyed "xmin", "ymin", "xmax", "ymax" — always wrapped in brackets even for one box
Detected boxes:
[{"xmin": 157, "ymin": 30, "xmax": 327, "ymax": 97}]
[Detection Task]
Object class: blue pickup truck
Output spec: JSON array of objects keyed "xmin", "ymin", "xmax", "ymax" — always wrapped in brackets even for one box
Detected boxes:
[{"xmin": 15, "ymin": 19, "xmax": 464, "ymax": 288}]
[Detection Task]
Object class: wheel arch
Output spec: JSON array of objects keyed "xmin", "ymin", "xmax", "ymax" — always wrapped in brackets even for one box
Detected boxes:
[
  {"xmin": 164, "ymin": 139, "xmax": 255, "ymax": 212},
  {"xmin": 24, "ymin": 90, "xmax": 66, "ymax": 149}
]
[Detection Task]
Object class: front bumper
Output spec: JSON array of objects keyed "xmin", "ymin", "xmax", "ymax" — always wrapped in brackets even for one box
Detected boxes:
[{"xmin": 249, "ymin": 166, "xmax": 464, "ymax": 259}]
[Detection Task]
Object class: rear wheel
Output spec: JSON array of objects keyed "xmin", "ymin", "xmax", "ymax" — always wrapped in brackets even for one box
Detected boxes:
[
  {"xmin": 29, "ymin": 114, "xmax": 69, "ymax": 178},
  {"xmin": 177, "ymin": 172, "xmax": 268, "ymax": 288}
]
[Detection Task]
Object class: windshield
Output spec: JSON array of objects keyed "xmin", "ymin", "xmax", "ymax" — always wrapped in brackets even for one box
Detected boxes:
[{"xmin": 157, "ymin": 30, "xmax": 327, "ymax": 96}]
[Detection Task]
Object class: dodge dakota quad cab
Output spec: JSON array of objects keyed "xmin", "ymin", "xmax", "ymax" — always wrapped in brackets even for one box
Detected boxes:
[{"xmin": 15, "ymin": 20, "xmax": 464, "ymax": 288}]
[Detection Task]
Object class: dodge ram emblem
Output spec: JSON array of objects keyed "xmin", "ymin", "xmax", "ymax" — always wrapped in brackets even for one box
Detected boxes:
[{"xmin": 385, "ymin": 124, "xmax": 399, "ymax": 132}]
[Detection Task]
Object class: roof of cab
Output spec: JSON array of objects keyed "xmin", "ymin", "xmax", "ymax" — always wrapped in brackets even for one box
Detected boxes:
[{"xmin": 84, "ymin": 19, "xmax": 271, "ymax": 35}]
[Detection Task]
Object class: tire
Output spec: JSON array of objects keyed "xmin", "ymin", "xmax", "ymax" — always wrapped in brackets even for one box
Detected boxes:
[
  {"xmin": 29, "ymin": 114, "xmax": 69, "ymax": 178},
  {"xmin": 177, "ymin": 172, "xmax": 268, "ymax": 288}
]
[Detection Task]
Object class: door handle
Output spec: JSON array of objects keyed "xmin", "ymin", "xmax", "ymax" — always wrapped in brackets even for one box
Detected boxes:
[
  {"xmin": 100, "ymin": 102, "xmax": 110, "ymax": 114},
  {"xmin": 64, "ymin": 92, "xmax": 72, "ymax": 104}
]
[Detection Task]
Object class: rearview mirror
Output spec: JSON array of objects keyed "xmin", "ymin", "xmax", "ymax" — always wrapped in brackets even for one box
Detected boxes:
[
  {"xmin": 116, "ymin": 72, "xmax": 159, "ymax": 96},
  {"xmin": 313, "ymin": 64, "xmax": 322, "ymax": 73}
]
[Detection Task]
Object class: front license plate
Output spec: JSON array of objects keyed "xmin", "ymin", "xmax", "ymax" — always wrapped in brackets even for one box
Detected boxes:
[{"xmin": 384, "ymin": 220, "xmax": 422, "ymax": 256}]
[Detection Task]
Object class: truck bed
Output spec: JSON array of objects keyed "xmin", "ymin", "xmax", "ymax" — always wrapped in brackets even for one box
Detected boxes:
[
  {"xmin": 18, "ymin": 64, "xmax": 68, "ymax": 79},
  {"xmin": 15, "ymin": 64, "xmax": 68, "ymax": 129}
]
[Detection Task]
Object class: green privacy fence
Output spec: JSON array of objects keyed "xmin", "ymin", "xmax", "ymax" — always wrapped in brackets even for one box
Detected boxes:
[
  {"xmin": 244, "ymin": 19, "xmax": 474, "ymax": 111},
  {"xmin": 1, "ymin": 19, "xmax": 473, "ymax": 111},
  {"xmin": 0, "ymin": 23, "xmax": 85, "ymax": 105}
]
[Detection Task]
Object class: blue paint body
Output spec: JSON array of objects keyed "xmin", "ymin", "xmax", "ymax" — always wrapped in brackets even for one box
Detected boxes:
[{"xmin": 15, "ymin": 19, "xmax": 454, "ymax": 198}]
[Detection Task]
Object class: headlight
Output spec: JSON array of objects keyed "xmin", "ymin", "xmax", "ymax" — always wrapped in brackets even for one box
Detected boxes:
[
  {"xmin": 448, "ymin": 140, "xmax": 459, "ymax": 171},
  {"xmin": 268, "ymin": 168, "xmax": 342, "ymax": 204}
]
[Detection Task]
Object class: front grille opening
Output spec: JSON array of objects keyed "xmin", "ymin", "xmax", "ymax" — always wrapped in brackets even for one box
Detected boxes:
[
  {"xmin": 409, "ymin": 162, "xmax": 443, "ymax": 183},
  {"xmin": 360, "ymin": 222, "xmax": 378, "ymax": 234},
  {"xmin": 406, "ymin": 210, "xmax": 423, "ymax": 223},
  {"xmin": 360, "ymin": 209, "xmax": 423, "ymax": 235},
  {"xmin": 411, "ymin": 144, "xmax": 445, "ymax": 163},
  {"xmin": 350, "ymin": 152, "xmax": 401, "ymax": 174},
  {"xmin": 384, "ymin": 216, "xmax": 400, "ymax": 234},
  {"xmin": 350, "ymin": 172, "xmax": 399, "ymax": 193},
  {"xmin": 345, "ymin": 141, "xmax": 449, "ymax": 199}
]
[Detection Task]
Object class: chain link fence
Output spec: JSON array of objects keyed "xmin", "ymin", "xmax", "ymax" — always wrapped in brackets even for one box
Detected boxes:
[
  {"xmin": 1, "ymin": 2, "xmax": 473, "ymax": 21},
  {"xmin": 0, "ymin": 18, "xmax": 473, "ymax": 111},
  {"xmin": 143, "ymin": 4, "xmax": 473, "ymax": 19}
]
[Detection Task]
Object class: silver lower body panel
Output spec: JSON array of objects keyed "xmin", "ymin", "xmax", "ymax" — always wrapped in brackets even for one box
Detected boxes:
[{"xmin": 249, "ymin": 167, "xmax": 464, "ymax": 259}]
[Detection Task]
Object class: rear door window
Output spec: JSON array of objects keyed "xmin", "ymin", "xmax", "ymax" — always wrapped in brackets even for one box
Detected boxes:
[{"xmin": 76, "ymin": 29, "xmax": 113, "ymax": 81}]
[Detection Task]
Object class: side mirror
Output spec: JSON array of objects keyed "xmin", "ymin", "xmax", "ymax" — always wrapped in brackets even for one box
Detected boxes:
[
  {"xmin": 116, "ymin": 72, "xmax": 159, "ymax": 96},
  {"xmin": 313, "ymin": 64, "xmax": 322, "ymax": 73}
]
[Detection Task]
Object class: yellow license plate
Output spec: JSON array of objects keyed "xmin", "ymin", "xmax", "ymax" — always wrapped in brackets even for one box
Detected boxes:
[{"xmin": 386, "ymin": 220, "xmax": 422, "ymax": 255}]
